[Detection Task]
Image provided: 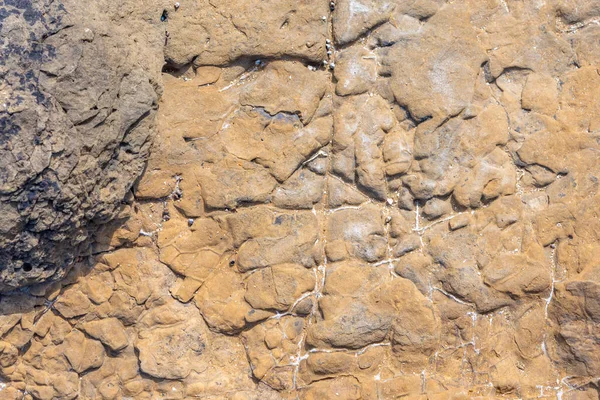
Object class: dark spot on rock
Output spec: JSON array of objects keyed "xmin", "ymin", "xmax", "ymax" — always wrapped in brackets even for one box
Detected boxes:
[
  {"xmin": 0, "ymin": 116, "xmax": 22, "ymax": 145},
  {"xmin": 0, "ymin": 8, "xmax": 9, "ymax": 21},
  {"xmin": 23, "ymin": 8, "xmax": 41, "ymax": 25},
  {"xmin": 28, "ymin": 45, "xmax": 44, "ymax": 62},
  {"xmin": 44, "ymin": 44, "xmax": 56, "ymax": 60},
  {"xmin": 33, "ymin": 89, "xmax": 46, "ymax": 104},
  {"xmin": 5, "ymin": 0, "xmax": 31, "ymax": 10}
]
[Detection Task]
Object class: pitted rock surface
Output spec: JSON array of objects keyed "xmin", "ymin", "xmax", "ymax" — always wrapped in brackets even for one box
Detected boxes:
[{"xmin": 2, "ymin": 0, "xmax": 600, "ymax": 399}]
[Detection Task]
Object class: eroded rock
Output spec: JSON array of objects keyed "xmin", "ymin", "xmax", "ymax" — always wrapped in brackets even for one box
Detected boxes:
[
  {"xmin": 2, "ymin": 0, "xmax": 600, "ymax": 398},
  {"xmin": 0, "ymin": 0, "xmax": 164, "ymax": 291}
]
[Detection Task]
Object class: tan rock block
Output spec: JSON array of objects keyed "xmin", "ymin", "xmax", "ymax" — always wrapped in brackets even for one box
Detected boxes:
[{"xmin": 80, "ymin": 318, "xmax": 129, "ymax": 352}]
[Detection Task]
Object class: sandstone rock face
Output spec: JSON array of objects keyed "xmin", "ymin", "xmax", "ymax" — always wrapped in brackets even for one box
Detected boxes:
[{"xmin": 2, "ymin": 0, "xmax": 600, "ymax": 398}]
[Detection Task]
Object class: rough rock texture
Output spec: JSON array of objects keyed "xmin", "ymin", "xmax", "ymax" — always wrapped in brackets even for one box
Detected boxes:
[
  {"xmin": 0, "ymin": 0, "xmax": 165, "ymax": 290},
  {"xmin": 2, "ymin": 0, "xmax": 600, "ymax": 399}
]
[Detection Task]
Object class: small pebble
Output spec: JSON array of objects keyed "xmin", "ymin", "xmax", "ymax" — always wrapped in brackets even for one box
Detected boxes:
[
  {"xmin": 449, "ymin": 215, "xmax": 470, "ymax": 231},
  {"xmin": 174, "ymin": 2, "xmax": 180, "ymax": 9},
  {"xmin": 188, "ymin": 219, "xmax": 194, "ymax": 226},
  {"xmin": 329, "ymin": 62, "xmax": 335, "ymax": 69}
]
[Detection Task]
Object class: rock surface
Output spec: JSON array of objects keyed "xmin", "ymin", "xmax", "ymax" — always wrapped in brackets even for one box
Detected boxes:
[
  {"xmin": 0, "ymin": 0, "xmax": 164, "ymax": 291},
  {"xmin": 2, "ymin": 0, "xmax": 600, "ymax": 398}
]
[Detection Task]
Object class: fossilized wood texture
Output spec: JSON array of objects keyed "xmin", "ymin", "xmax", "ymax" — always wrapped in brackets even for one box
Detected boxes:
[{"xmin": 2, "ymin": 0, "xmax": 600, "ymax": 399}]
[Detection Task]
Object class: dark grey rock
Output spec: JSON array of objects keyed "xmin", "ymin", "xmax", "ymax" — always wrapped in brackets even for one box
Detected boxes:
[{"xmin": 0, "ymin": 0, "xmax": 164, "ymax": 291}]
